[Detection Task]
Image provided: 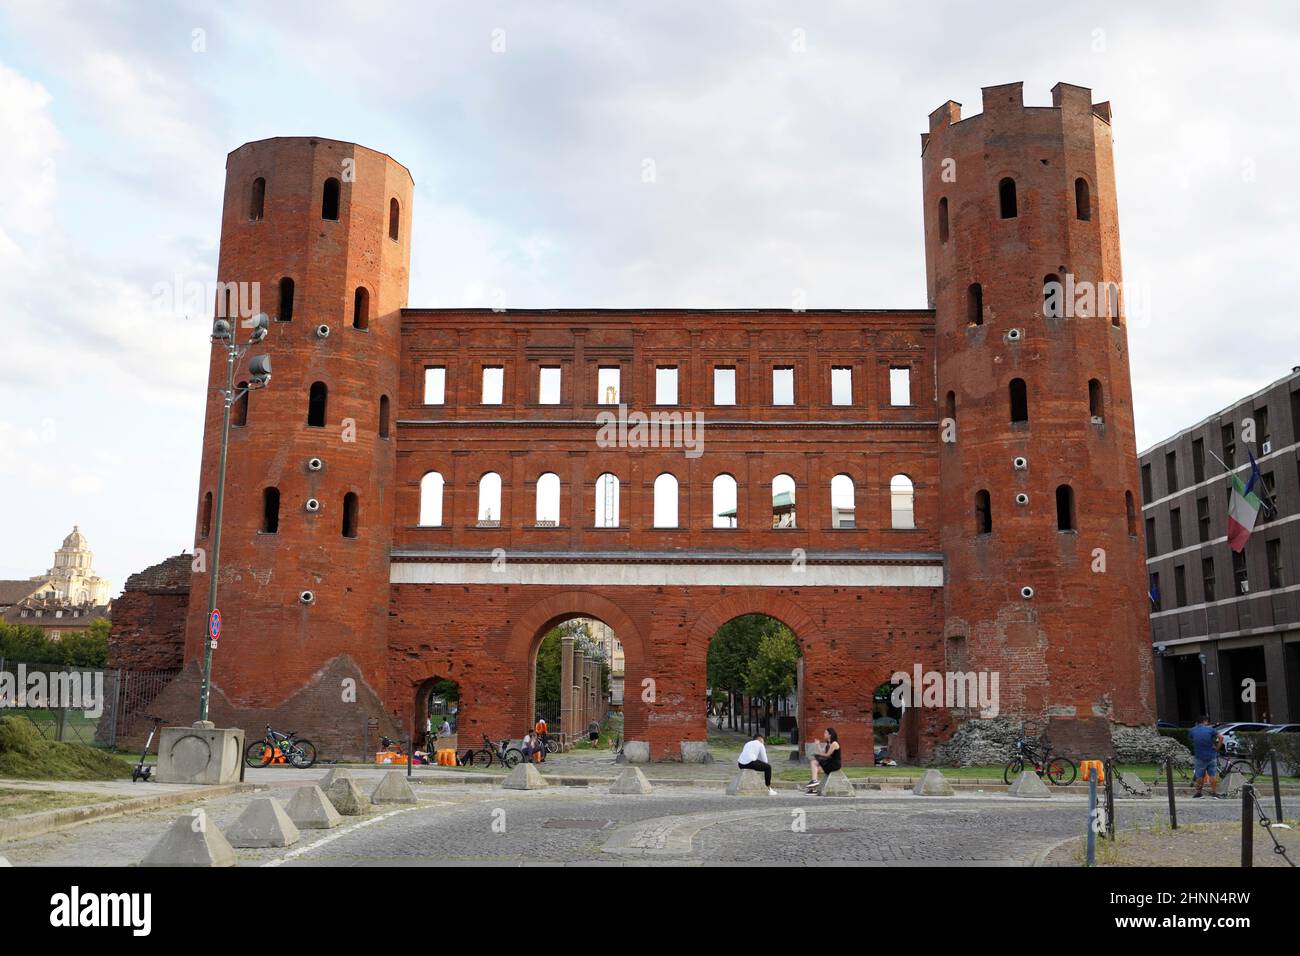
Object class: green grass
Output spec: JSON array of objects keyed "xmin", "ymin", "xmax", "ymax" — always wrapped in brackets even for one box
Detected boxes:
[
  {"xmin": 0, "ymin": 787, "xmax": 124, "ymax": 818},
  {"xmin": 0, "ymin": 716, "xmax": 133, "ymax": 781}
]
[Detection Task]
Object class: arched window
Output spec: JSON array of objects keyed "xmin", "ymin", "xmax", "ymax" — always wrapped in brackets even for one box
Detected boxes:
[
  {"xmin": 419, "ymin": 472, "xmax": 444, "ymax": 527},
  {"xmin": 998, "ymin": 177, "xmax": 1017, "ymax": 219},
  {"xmin": 945, "ymin": 390, "xmax": 957, "ymax": 422},
  {"xmin": 233, "ymin": 381, "xmax": 249, "ymax": 427},
  {"xmin": 341, "ymin": 492, "xmax": 359, "ymax": 538},
  {"xmin": 1075, "ymin": 178, "xmax": 1091, "ymax": 221},
  {"xmin": 278, "ymin": 277, "xmax": 295, "ymax": 322},
  {"xmin": 653, "ymin": 473, "xmax": 679, "ymax": 528},
  {"xmin": 938, "ymin": 197, "xmax": 949, "ymax": 243},
  {"xmin": 1043, "ymin": 273, "xmax": 1062, "ymax": 318},
  {"xmin": 1056, "ymin": 484, "xmax": 1077, "ymax": 531},
  {"xmin": 321, "ymin": 177, "xmax": 341, "ymax": 220},
  {"xmin": 831, "ymin": 474, "xmax": 855, "ymax": 529},
  {"xmin": 477, "ymin": 473, "xmax": 502, "ymax": 526},
  {"xmin": 890, "ymin": 474, "xmax": 915, "ymax": 529},
  {"xmin": 772, "ymin": 474, "xmax": 796, "ymax": 528},
  {"xmin": 595, "ymin": 473, "xmax": 620, "ymax": 528},
  {"xmin": 389, "ymin": 198, "xmax": 400, "ymax": 241},
  {"xmin": 353, "ymin": 287, "xmax": 369, "ymax": 330},
  {"xmin": 975, "ymin": 489, "xmax": 992, "ymax": 534},
  {"xmin": 1104, "ymin": 282, "xmax": 1121, "ymax": 328},
  {"xmin": 378, "ymin": 394, "xmax": 390, "ymax": 438},
  {"xmin": 249, "ymin": 177, "xmax": 265, "ymax": 221},
  {"xmin": 712, "ymin": 474, "xmax": 737, "ymax": 528},
  {"xmin": 261, "ymin": 487, "xmax": 280, "ymax": 534},
  {"xmin": 307, "ymin": 381, "xmax": 327, "ymax": 427},
  {"xmin": 200, "ymin": 491, "xmax": 213, "ymax": 538},
  {"xmin": 1088, "ymin": 378, "xmax": 1104, "ymax": 420},
  {"xmin": 967, "ymin": 283, "xmax": 983, "ymax": 326},
  {"xmin": 536, "ymin": 472, "xmax": 560, "ymax": 526},
  {"xmin": 1009, "ymin": 378, "xmax": 1029, "ymax": 424},
  {"xmin": 1126, "ymin": 490, "xmax": 1137, "ymax": 536}
]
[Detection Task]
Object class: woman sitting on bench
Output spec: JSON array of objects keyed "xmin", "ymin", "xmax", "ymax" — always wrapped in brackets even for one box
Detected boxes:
[{"xmin": 802, "ymin": 727, "xmax": 842, "ymax": 792}]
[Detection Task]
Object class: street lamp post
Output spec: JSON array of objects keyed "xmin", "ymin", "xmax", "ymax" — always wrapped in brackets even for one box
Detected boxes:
[{"xmin": 198, "ymin": 313, "xmax": 271, "ymax": 723}]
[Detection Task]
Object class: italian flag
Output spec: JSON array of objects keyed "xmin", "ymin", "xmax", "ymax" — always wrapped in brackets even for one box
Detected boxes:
[{"xmin": 1227, "ymin": 458, "xmax": 1263, "ymax": 553}]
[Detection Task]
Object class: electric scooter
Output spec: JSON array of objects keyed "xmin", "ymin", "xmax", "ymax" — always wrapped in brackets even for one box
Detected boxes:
[{"xmin": 131, "ymin": 714, "xmax": 164, "ymax": 782}]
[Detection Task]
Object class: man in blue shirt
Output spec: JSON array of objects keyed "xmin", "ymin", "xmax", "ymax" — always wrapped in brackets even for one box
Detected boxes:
[{"xmin": 1188, "ymin": 715, "xmax": 1222, "ymax": 798}]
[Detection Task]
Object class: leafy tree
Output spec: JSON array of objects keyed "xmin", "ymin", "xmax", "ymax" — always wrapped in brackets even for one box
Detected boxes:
[
  {"xmin": 534, "ymin": 627, "xmax": 564, "ymax": 704},
  {"xmin": 745, "ymin": 628, "xmax": 799, "ymax": 701},
  {"xmin": 0, "ymin": 620, "xmax": 108, "ymax": 668}
]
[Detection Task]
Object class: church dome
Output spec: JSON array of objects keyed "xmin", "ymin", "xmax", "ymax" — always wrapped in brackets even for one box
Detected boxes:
[{"xmin": 62, "ymin": 526, "xmax": 88, "ymax": 551}]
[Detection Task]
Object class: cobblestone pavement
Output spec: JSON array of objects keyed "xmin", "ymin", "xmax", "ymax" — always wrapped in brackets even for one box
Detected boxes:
[{"xmin": 4, "ymin": 777, "xmax": 1294, "ymax": 867}]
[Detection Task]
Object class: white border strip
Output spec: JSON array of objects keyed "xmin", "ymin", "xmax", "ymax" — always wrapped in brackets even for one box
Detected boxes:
[{"xmin": 390, "ymin": 560, "xmax": 943, "ymax": 588}]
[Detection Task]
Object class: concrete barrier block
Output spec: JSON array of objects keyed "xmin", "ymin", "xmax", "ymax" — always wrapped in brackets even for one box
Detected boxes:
[
  {"xmin": 1116, "ymin": 770, "xmax": 1152, "ymax": 798},
  {"xmin": 154, "ymin": 723, "xmax": 245, "ymax": 785},
  {"xmin": 680, "ymin": 741, "xmax": 713, "ymax": 763},
  {"xmin": 286, "ymin": 785, "xmax": 343, "ymax": 829},
  {"xmin": 818, "ymin": 770, "xmax": 856, "ymax": 797},
  {"xmin": 371, "ymin": 771, "xmax": 419, "ymax": 804},
  {"xmin": 912, "ymin": 769, "xmax": 955, "ymax": 796},
  {"xmin": 610, "ymin": 767, "xmax": 654, "ymax": 794},
  {"xmin": 622, "ymin": 740, "xmax": 651, "ymax": 764},
  {"xmin": 226, "ymin": 797, "xmax": 301, "ymax": 848},
  {"xmin": 1007, "ymin": 769, "xmax": 1052, "ymax": 798},
  {"xmin": 502, "ymin": 762, "xmax": 549, "ymax": 790},
  {"xmin": 323, "ymin": 776, "xmax": 371, "ymax": 816},
  {"xmin": 725, "ymin": 769, "xmax": 771, "ymax": 796},
  {"xmin": 140, "ymin": 812, "xmax": 237, "ymax": 867}
]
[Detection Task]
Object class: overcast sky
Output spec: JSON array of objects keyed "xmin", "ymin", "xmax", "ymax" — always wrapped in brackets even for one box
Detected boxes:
[{"xmin": 1, "ymin": 1, "xmax": 1297, "ymax": 592}]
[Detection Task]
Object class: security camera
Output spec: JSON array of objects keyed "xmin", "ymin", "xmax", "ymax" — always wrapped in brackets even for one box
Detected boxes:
[
  {"xmin": 315, "ymin": 324, "xmax": 331, "ymax": 339},
  {"xmin": 307, "ymin": 457, "xmax": 324, "ymax": 472},
  {"xmin": 1013, "ymin": 456, "xmax": 1028, "ymax": 471},
  {"xmin": 299, "ymin": 590, "xmax": 315, "ymax": 605},
  {"xmin": 1020, "ymin": 586, "xmax": 1035, "ymax": 600},
  {"xmin": 1015, "ymin": 492, "xmax": 1030, "ymax": 506},
  {"xmin": 305, "ymin": 498, "xmax": 321, "ymax": 513},
  {"xmin": 1006, "ymin": 328, "xmax": 1024, "ymax": 343}
]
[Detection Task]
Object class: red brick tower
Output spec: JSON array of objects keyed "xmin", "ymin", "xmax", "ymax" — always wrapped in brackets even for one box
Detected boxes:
[
  {"xmin": 182, "ymin": 138, "xmax": 413, "ymax": 748},
  {"xmin": 922, "ymin": 83, "xmax": 1154, "ymax": 751}
]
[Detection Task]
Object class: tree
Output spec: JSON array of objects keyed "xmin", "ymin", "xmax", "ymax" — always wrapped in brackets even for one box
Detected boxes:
[
  {"xmin": 746, "ymin": 627, "xmax": 799, "ymax": 733},
  {"xmin": 534, "ymin": 627, "xmax": 564, "ymax": 705}
]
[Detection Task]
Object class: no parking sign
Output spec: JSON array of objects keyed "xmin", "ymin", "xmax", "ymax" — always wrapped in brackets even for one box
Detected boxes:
[{"xmin": 209, "ymin": 609, "xmax": 222, "ymax": 649}]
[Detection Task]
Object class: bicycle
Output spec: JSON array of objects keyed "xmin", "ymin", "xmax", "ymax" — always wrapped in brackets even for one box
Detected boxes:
[
  {"xmin": 1003, "ymin": 736, "xmax": 1077, "ymax": 786},
  {"xmin": 244, "ymin": 724, "xmax": 318, "ymax": 769},
  {"xmin": 458, "ymin": 734, "xmax": 523, "ymax": 769},
  {"xmin": 1159, "ymin": 748, "xmax": 1256, "ymax": 788}
]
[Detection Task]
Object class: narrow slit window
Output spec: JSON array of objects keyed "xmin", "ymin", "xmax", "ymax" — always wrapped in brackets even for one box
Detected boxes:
[
  {"xmin": 998, "ymin": 177, "xmax": 1017, "ymax": 218},
  {"xmin": 353, "ymin": 287, "xmax": 370, "ymax": 330},
  {"xmin": 321, "ymin": 177, "xmax": 341, "ymax": 220},
  {"xmin": 278, "ymin": 277, "xmax": 294, "ymax": 322},
  {"xmin": 261, "ymin": 487, "xmax": 280, "ymax": 534},
  {"xmin": 378, "ymin": 394, "xmax": 390, "ymax": 439},
  {"xmin": 389, "ymin": 197, "xmax": 400, "ymax": 241},
  {"xmin": 975, "ymin": 489, "xmax": 992, "ymax": 534},
  {"xmin": 1056, "ymin": 484, "xmax": 1076, "ymax": 531},
  {"xmin": 307, "ymin": 381, "xmax": 328, "ymax": 427},
  {"xmin": 201, "ymin": 492, "xmax": 213, "ymax": 538},
  {"xmin": 341, "ymin": 492, "xmax": 359, "ymax": 538},
  {"xmin": 1009, "ymin": 378, "xmax": 1028, "ymax": 424},
  {"xmin": 967, "ymin": 283, "xmax": 983, "ymax": 326},
  {"xmin": 1043, "ymin": 274, "xmax": 1062, "ymax": 318},
  {"xmin": 1074, "ymin": 178, "xmax": 1091, "ymax": 221},
  {"xmin": 233, "ymin": 381, "xmax": 249, "ymax": 426},
  {"xmin": 250, "ymin": 177, "xmax": 265, "ymax": 221},
  {"xmin": 938, "ymin": 197, "xmax": 949, "ymax": 243},
  {"xmin": 1088, "ymin": 378, "xmax": 1104, "ymax": 420}
]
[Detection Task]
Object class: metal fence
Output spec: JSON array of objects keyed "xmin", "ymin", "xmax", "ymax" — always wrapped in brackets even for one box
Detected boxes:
[{"xmin": 0, "ymin": 657, "xmax": 181, "ymax": 750}]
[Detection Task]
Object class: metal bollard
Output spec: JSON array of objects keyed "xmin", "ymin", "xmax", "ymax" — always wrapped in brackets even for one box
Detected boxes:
[
  {"xmin": 1240, "ymin": 784, "xmax": 1254, "ymax": 868},
  {"xmin": 1104, "ymin": 759, "xmax": 1115, "ymax": 841},
  {"xmin": 1086, "ymin": 769, "xmax": 1098, "ymax": 867},
  {"xmin": 1165, "ymin": 755, "xmax": 1178, "ymax": 830},
  {"xmin": 407, "ymin": 735, "xmax": 413, "ymax": 778}
]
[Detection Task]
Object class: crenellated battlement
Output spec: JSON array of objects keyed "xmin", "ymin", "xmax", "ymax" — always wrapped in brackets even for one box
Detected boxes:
[{"xmin": 922, "ymin": 81, "xmax": 1112, "ymax": 151}]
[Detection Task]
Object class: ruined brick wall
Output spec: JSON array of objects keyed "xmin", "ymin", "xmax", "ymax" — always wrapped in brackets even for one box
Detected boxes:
[{"xmin": 108, "ymin": 554, "xmax": 192, "ymax": 672}]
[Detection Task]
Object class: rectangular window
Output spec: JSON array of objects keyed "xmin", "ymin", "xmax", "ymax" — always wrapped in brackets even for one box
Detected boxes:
[
  {"xmin": 772, "ymin": 367, "xmax": 795, "ymax": 406},
  {"xmin": 714, "ymin": 367, "xmax": 736, "ymax": 405},
  {"xmin": 1192, "ymin": 438, "xmax": 1205, "ymax": 483},
  {"xmin": 1169, "ymin": 508, "xmax": 1182, "ymax": 550},
  {"xmin": 1221, "ymin": 422, "xmax": 1236, "ymax": 469},
  {"xmin": 1150, "ymin": 572, "xmax": 1162, "ymax": 612},
  {"xmin": 1260, "ymin": 472, "xmax": 1276, "ymax": 522},
  {"xmin": 423, "ymin": 366, "xmax": 446, "ymax": 405},
  {"xmin": 1267, "ymin": 538, "xmax": 1284, "ymax": 589},
  {"xmin": 1165, "ymin": 451, "xmax": 1178, "ymax": 495},
  {"xmin": 831, "ymin": 367, "xmax": 853, "ymax": 406},
  {"xmin": 1196, "ymin": 496, "xmax": 1210, "ymax": 543},
  {"xmin": 1233, "ymin": 549, "xmax": 1249, "ymax": 594},
  {"xmin": 1201, "ymin": 557, "xmax": 1216, "ymax": 603},
  {"xmin": 1174, "ymin": 564, "xmax": 1187, "ymax": 607},
  {"xmin": 481, "ymin": 366, "xmax": 504, "ymax": 405},
  {"xmin": 1256, "ymin": 405, "xmax": 1271, "ymax": 447},
  {"xmin": 1291, "ymin": 390, "xmax": 1300, "ymax": 447},
  {"xmin": 1141, "ymin": 463, "xmax": 1153, "ymax": 503},
  {"xmin": 655, "ymin": 366, "xmax": 679, "ymax": 405},
  {"xmin": 1145, "ymin": 517, "xmax": 1157, "ymax": 558},
  {"xmin": 539, "ymin": 366, "xmax": 561, "ymax": 405},
  {"xmin": 889, "ymin": 366, "xmax": 911, "ymax": 406},
  {"xmin": 597, "ymin": 367, "xmax": 621, "ymax": 405}
]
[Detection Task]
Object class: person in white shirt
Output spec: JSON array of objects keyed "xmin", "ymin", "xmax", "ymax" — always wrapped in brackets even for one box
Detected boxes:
[{"xmin": 737, "ymin": 734, "xmax": 777, "ymax": 794}]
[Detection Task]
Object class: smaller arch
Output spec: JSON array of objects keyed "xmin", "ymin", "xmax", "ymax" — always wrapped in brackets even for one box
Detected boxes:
[
  {"xmin": 200, "ymin": 491, "xmax": 213, "ymax": 539},
  {"xmin": 890, "ymin": 474, "xmax": 915, "ymax": 530},
  {"xmin": 1126, "ymin": 490, "xmax": 1138, "ymax": 536},
  {"xmin": 1056, "ymin": 484, "xmax": 1077, "ymax": 531},
  {"xmin": 967, "ymin": 283, "xmax": 983, "ymax": 326},
  {"xmin": 342, "ymin": 492, "xmax": 359, "ymax": 538},
  {"xmin": 1088, "ymin": 378, "xmax": 1104, "ymax": 421},
  {"xmin": 830, "ymin": 473, "xmax": 855, "ymax": 529},
  {"xmin": 249, "ymin": 177, "xmax": 265, "ymax": 221},
  {"xmin": 1009, "ymin": 378, "xmax": 1029, "ymax": 424},
  {"xmin": 998, "ymin": 177, "xmax": 1018, "ymax": 219},
  {"xmin": 321, "ymin": 177, "xmax": 341, "ymax": 220},
  {"xmin": 975, "ymin": 489, "xmax": 992, "ymax": 534},
  {"xmin": 307, "ymin": 381, "xmax": 328, "ymax": 427},
  {"xmin": 419, "ymin": 472, "xmax": 444, "ymax": 527},
  {"xmin": 379, "ymin": 394, "xmax": 390, "ymax": 438},
  {"xmin": 772, "ymin": 473, "xmax": 797, "ymax": 528},
  {"xmin": 478, "ymin": 472, "xmax": 503, "ymax": 526},
  {"xmin": 937, "ymin": 197, "xmax": 949, "ymax": 243},
  {"xmin": 1074, "ymin": 177, "xmax": 1091, "ymax": 221},
  {"xmin": 353, "ymin": 287, "xmax": 370, "ymax": 330},
  {"xmin": 944, "ymin": 390, "xmax": 956, "ymax": 422},
  {"xmin": 536, "ymin": 472, "xmax": 561, "ymax": 526},
  {"xmin": 261, "ymin": 487, "xmax": 280, "ymax": 534},
  {"xmin": 712, "ymin": 474, "xmax": 737, "ymax": 528},
  {"xmin": 595, "ymin": 473, "xmax": 620, "ymax": 528},
  {"xmin": 653, "ymin": 473, "xmax": 679, "ymax": 528},
  {"xmin": 389, "ymin": 197, "xmax": 400, "ymax": 241},
  {"xmin": 1043, "ymin": 273, "xmax": 1062, "ymax": 318},
  {"xmin": 278, "ymin": 277, "xmax": 295, "ymax": 322}
]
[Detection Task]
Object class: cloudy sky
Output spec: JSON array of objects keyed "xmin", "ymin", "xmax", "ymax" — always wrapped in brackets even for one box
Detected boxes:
[{"xmin": 1, "ymin": 1, "xmax": 1297, "ymax": 592}]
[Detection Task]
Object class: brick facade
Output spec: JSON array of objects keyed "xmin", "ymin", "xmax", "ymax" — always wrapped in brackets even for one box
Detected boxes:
[{"xmin": 108, "ymin": 84, "xmax": 1158, "ymax": 761}]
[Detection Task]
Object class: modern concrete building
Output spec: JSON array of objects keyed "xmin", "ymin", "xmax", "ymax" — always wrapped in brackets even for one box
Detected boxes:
[{"xmin": 1141, "ymin": 367, "xmax": 1300, "ymax": 724}]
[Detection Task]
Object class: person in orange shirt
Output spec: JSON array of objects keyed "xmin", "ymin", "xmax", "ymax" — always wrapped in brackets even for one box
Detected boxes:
[{"xmin": 534, "ymin": 716, "xmax": 548, "ymax": 762}]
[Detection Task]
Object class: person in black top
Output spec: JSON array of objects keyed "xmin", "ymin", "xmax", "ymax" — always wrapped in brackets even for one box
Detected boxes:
[{"xmin": 802, "ymin": 727, "xmax": 842, "ymax": 792}]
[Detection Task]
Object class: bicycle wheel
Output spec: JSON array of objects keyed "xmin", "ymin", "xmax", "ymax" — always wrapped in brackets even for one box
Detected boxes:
[
  {"xmin": 1003, "ymin": 758, "xmax": 1024, "ymax": 786},
  {"xmin": 545, "ymin": 738, "xmax": 559, "ymax": 755},
  {"xmin": 288, "ymin": 739, "xmax": 317, "ymax": 769},
  {"xmin": 1044, "ymin": 756, "xmax": 1077, "ymax": 786},
  {"xmin": 471, "ymin": 748, "xmax": 492, "ymax": 768},
  {"xmin": 1224, "ymin": 759, "xmax": 1256, "ymax": 782},
  {"xmin": 504, "ymin": 748, "xmax": 523, "ymax": 769},
  {"xmin": 245, "ymin": 740, "xmax": 275, "ymax": 768}
]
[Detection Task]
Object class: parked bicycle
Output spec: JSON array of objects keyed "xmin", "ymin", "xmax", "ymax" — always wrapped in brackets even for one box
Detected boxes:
[
  {"xmin": 1160, "ymin": 748, "xmax": 1257, "ymax": 787},
  {"xmin": 1003, "ymin": 736, "xmax": 1077, "ymax": 786},
  {"xmin": 244, "ymin": 724, "xmax": 318, "ymax": 769},
  {"xmin": 458, "ymin": 734, "xmax": 522, "ymax": 769}
]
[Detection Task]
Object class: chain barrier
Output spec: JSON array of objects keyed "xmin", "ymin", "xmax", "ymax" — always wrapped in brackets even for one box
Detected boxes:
[{"xmin": 1246, "ymin": 787, "xmax": 1295, "ymax": 867}]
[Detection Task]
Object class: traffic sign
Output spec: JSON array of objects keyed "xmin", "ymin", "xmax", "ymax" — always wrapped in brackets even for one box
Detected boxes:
[{"xmin": 209, "ymin": 609, "xmax": 222, "ymax": 640}]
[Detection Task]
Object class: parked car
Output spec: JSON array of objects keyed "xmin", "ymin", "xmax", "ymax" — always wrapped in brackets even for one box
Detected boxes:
[
  {"xmin": 1214, "ymin": 722, "xmax": 1273, "ymax": 754},
  {"xmin": 1266, "ymin": 723, "xmax": 1300, "ymax": 734}
]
